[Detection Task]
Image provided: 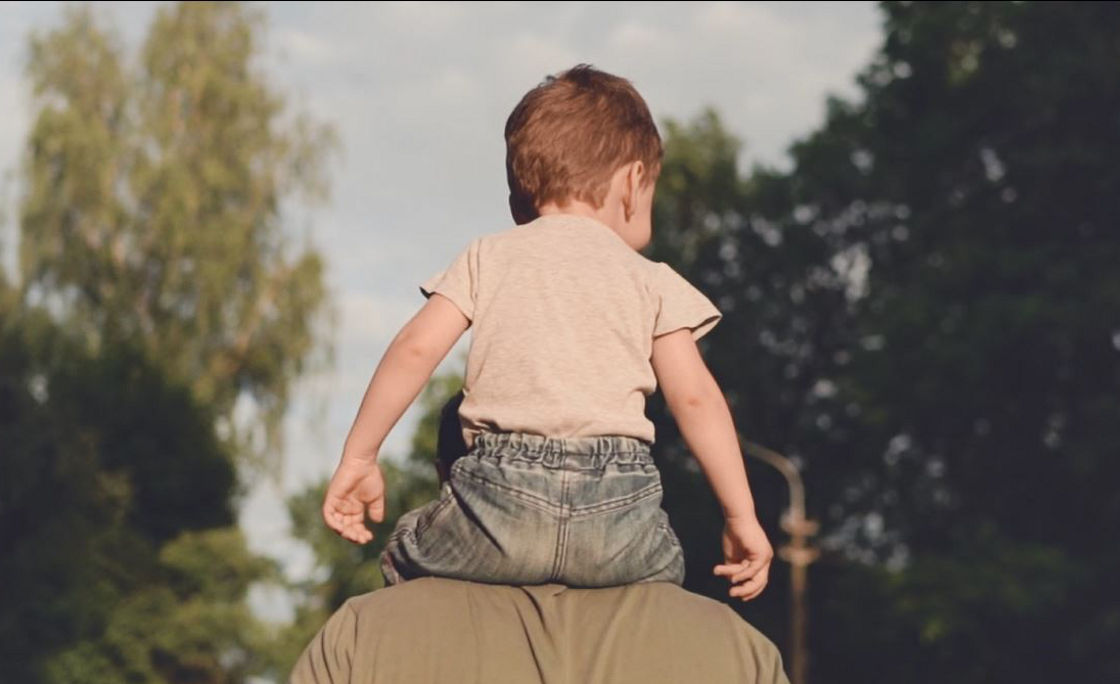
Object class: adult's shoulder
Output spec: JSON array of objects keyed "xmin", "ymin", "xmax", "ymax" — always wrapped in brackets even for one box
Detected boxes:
[{"xmin": 290, "ymin": 578, "xmax": 789, "ymax": 684}]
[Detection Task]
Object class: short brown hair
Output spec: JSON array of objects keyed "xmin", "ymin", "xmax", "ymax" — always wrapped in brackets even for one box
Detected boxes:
[{"xmin": 505, "ymin": 64, "xmax": 662, "ymax": 221}]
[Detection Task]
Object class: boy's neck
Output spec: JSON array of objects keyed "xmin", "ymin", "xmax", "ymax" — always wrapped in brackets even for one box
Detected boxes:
[{"xmin": 537, "ymin": 200, "xmax": 623, "ymax": 235}]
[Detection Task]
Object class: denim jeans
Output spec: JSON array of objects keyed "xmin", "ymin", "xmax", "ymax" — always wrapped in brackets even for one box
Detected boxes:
[{"xmin": 381, "ymin": 431, "xmax": 685, "ymax": 587}]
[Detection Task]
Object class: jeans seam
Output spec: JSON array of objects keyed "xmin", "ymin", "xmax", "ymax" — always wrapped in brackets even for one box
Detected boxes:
[
  {"xmin": 485, "ymin": 455, "xmax": 653, "ymax": 469},
  {"xmin": 452, "ymin": 466, "xmax": 563, "ymax": 515},
  {"xmin": 660, "ymin": 519, "xmax": 683, "ymax": 550},
  {"xmin": 570, "ymin": 480, "xmax": 663, "ymax": 518},
  {"xmin": 413, "ymin": 487, "xmax": 456, "ymax": 537},
  {"xmin": 550, "ymin": 466, "xmax": 571, "ymax": 581}
]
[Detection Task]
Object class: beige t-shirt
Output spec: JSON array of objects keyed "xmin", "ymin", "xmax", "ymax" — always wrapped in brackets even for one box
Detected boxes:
[{"xmin": 420, "ymin": 213, "xmax": 723, "ymax": 451}]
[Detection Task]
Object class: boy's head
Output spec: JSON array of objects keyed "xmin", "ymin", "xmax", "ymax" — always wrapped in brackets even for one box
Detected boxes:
[{"xmin": 505, "ymin": 64, "xmax": 662, "ymax": 229}]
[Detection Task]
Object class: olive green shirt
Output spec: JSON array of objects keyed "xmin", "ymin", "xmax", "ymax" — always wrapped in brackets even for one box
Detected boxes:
[{"xmin": 290, "ymin": 578, "xmax": 790, "ymax": 684}]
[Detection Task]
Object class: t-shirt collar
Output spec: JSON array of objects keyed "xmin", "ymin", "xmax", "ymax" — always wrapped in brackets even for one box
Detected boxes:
[{"xmin": 534, "ymin": 213, "xmax": 627, "ymax": 245}]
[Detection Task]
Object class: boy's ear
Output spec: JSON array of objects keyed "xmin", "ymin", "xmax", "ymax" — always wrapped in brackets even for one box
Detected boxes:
[{"xmin": 623, "ymin": 161, "xmax": 644, "ymax": 221}]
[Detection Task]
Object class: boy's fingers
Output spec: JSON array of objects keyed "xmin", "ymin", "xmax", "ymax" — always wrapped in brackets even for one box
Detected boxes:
[
  {"xmin": 714, "ymin": 559, "xmax": 762, "ymax": 578},
  {"xmin": 368, "ymin": 499, "xmax": 384, "ymax": 522},
  {"xmin": 729, "ymin": 571, "xmax": 770, "ymax": 599},
  {"xmin": 322, "ymin": 505, "xmax": 344, "ymax": 533},
  {"xmin": 730, "ymin": 560, "xmax": 767, "ymax": 584},
  {"xmin": 738, "ymin": 583, "xmax": 766, "ymax": 601},
  {"xmin": 341, "ymin": 524, "xmax": 370, "ymax": 544},
  {"xmin": 334, "ymin": 498, "xmax": 363, "ymax": 514},
  {"xmin": 324, "ymin": 498, "xmax": 361, "ymax": 525},
  {"xmin": 325, "ymin": 505, "xmax": 370, "ymax": 542},
  {"xmin": 730, "ymin": 580, "xmax": 764, "ymax": 600},
  {"xmin": 713, "ymin": 563, "xmax": 746, "ymax": 576},
  {"xmin": 732, "ymin": 586, "xmax": 764, "ymax": 601}
]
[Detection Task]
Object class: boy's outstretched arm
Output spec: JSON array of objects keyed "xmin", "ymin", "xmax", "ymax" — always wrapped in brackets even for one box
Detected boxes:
[
  {"xmin": 650, "ymin": 327, "xmax": 774, "ymax": 601},
  {"xmin": 323, "ymin": 293, "xmax": 470, "ymax": 544}
]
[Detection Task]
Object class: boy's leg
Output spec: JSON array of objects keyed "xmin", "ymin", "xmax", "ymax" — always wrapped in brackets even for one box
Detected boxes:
[
  {"xmin": 380, "ymin": 451, "xmax": 561, "ymax": 586},
  {"xmin": 380, "ymin": 490, "xmax": 457, "ymax": 585},
  {"xmin": 383, "ymin": 390, "xmax": 471, "ymax": 586}
]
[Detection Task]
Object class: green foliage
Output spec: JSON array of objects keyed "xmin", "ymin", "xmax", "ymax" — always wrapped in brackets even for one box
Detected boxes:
[
  {"xmin": 3, "ymin": 2, "xmax": 336, "ymax": 681},
  {"xmin": 47, "ymin": 529, "xmax": 279, "ymax": 684},
  {"xmin": 0, "ymin": 289, "xmax": 280, "ymax": 683},
  {"xmin": 18, "ymin": 2, "xmax": 337, "ymax": 473},
  {"xmin": 642, "ymin": 5, "xmax": 1120, "ymax": 680},
  {"xmin": 723, "ymin": 2, "xmax": 1120, "ymax": 680},
  {"xmin": 646, "ymin": 107, "xmax": 860, "ymax": 645}
]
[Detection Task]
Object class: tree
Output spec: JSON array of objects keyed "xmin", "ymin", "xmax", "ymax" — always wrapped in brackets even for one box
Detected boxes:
[
  {"xmin": 742, "ymin": 2, "xmax": 1120, "ymax": 680},
  {"xmin": 645, "ymin": 4, "xmax": 1120, "ymax": 675},
  {"xmin": 3, "ymin": 3, "xmax": 336, "ymax": 680},
  {"xmin": 0, "ymin": 284, "xmax": 280, "ymax": 683},
  {"xmin": 646, "ymin": 108, "xmax": 861, "ymax": 655},
  {"xmin": 18, "ymin": 2, "xmax": 335, "ymax": 473}
]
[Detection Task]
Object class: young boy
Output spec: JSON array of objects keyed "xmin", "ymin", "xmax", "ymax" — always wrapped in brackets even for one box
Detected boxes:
[{"xmin": 323, "ymin": 64, "xmax": 773, "ymax": 599}]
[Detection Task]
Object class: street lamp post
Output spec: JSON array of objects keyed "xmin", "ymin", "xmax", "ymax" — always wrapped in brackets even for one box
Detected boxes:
[{"xmin": 743, "ymin": 440, "xmax": 820, "ymax": 684}]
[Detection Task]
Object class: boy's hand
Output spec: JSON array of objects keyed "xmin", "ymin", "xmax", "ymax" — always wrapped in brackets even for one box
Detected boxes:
[
  {"xmin": 714, "ymin": 515, "xmax": 773, "ymax": 601},
  {"xmin": 322, "ymin": 456, "xmax": 386, "ymax": 544}
]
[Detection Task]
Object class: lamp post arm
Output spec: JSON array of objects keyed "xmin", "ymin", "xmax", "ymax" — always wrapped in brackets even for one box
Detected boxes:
[{"xmin": 742, "ymin": 439, "xmax": 806, "ymax": 522}]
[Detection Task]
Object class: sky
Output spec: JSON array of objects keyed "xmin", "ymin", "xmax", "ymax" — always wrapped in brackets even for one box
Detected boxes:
[{"xmin": 0, "ymin": 0, "xmax": 883, "ymax": 619}]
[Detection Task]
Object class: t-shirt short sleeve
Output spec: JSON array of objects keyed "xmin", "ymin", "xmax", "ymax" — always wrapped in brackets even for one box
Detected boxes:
[
  {"xmin": 419, "ymin": 238, "xmax": 479, "ymax": 321},
  {"xmin": 651, "ymin": 262, "xmax": 723, "ymax": 341}
]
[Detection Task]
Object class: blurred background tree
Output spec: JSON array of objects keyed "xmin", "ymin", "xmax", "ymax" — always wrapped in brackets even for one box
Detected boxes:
[
  {"xmin": 0, "ymin": 275, "xmax": 279, "ymax": 682},
  {"xmin": 646, "ymin": 104, "xmax": 861, "ymax": 677},
  {"xmin": 18, "ymin": 1, "xmax": 335, "ymax": 474},
  {"xmin": 2, "ymin": 2, "xmax": 334, "ymax": 681},
  {"xmin": 645, "ymin": 2, "xmax": 1120, "ymax": 682}
]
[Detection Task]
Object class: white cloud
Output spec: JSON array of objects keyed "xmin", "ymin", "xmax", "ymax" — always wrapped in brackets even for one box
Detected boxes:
[
  {"xmin": 608, "ymin": 21, "xmax": 667, "ymax": 51},
  {"xmin": 380, "ymin": 1, "xmax": 469, "ymax": 37},
  {"xmin": 694, "ymin": 0, "xmax": 768, "ymax": 34},
  {"xmin": 503, "ymin": 31, "xmax": 582, "ymax": 85},
  {"xmin": 273, "ymin": 26, "xmax": 348, "ymax": 67}
]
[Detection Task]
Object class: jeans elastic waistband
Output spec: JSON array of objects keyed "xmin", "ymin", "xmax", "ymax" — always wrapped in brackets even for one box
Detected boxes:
[{"xmin": 473, "ymin": 431, "xmax": 654, "ymax": 468}]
